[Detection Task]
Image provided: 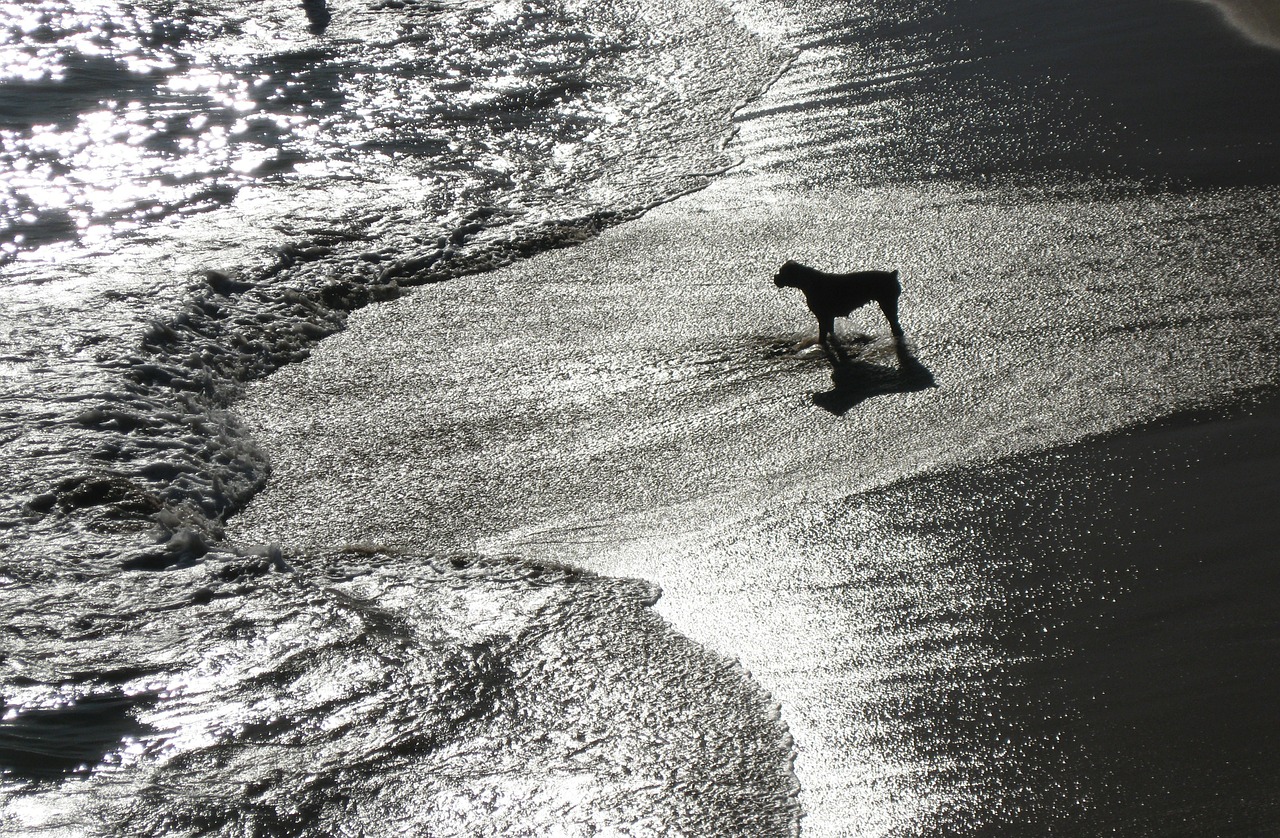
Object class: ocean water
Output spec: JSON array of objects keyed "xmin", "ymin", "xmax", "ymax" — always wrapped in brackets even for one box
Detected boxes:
[
  {"xmin": 3, "ymin": 0, "xmax": 1280, "ymax": 835},
  {"xmin": 1, "ymin": 1, "xmax": 797, "ymax": 833}
]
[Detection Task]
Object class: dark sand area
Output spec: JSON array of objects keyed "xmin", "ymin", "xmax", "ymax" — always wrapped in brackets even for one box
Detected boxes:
[
  {"xmin": 863, "ymin": 393, "xmax": 1280, "ymax": 835},
  {"xmin": 739, "ymin": 0, "xmax": 1280, "ymax": 189}
]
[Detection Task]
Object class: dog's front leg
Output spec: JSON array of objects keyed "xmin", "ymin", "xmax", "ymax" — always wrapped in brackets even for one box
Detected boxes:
[{"xmin": 817, "ymin": 314, "xmax": 844, "ymax": 363}]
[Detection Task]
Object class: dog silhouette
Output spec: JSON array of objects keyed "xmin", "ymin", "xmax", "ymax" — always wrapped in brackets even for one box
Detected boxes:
[{"xmin": 773, "ymin": 260, "xmax": 905, "ymax": 357}]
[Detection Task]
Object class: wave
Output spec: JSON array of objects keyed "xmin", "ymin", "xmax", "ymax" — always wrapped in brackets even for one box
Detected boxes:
[
  {"xmin": 0, "ymin": 0, "xmax": 784, "ymax": 260},
  {"xmin": 2, "ymin": 548, "xmax": 798, "ymax": 834},
  {"xmin": 0, "ymin": 0, "xmax": 798, "ymax": 833}
]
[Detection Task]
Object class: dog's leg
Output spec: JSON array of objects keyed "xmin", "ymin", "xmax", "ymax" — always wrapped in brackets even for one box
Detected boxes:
[
  {"xmin": 817, "ymin": 314, "xmax": 833, "ymax": 346},
  {"xmin": 817, "ymin": 314, "xmax": 843, "ymax": 362},
  {"xmin": 878, "ymin": 296, "xmax": 905, "ymax": 342}
]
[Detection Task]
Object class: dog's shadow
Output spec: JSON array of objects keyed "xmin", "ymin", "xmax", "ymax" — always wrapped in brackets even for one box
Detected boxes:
[{"xmin": 807, "ymin": 334, "xmax": 936, "ymax": 416}]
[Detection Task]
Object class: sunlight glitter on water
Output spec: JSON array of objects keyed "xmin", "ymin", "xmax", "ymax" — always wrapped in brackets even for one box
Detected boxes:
[{"xmin": 1, "ymin": 0, "xmax": 786, "ymax": 264}]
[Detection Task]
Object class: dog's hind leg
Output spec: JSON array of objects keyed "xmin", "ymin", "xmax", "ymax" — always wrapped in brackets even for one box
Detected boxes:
[{"xmin": 878, "ymin": 296, "xmax": 905, "ymax": 342}]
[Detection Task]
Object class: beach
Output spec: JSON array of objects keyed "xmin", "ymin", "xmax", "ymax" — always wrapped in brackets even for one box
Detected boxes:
[
  {"xmin": 3, "ymin": 0, "xmax": 1280, "ymax": 834},
  {"xmin": 219, "ymin": 4, "xmax": 1280, "ymax": 827},
  {"xmin": 226, "ymin": 170, "xmax": 1280, "ymax": 834}
]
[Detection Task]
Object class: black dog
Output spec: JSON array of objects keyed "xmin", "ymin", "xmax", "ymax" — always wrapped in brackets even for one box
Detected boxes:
[{"xmin": 773, "ymin": 260, "xmax": 905, "ymax": 356}]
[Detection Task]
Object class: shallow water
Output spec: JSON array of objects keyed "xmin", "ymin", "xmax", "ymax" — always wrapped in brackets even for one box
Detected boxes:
[{"xmin": 0, "ymin": 0, "xmax": 784, "ymax": 258}]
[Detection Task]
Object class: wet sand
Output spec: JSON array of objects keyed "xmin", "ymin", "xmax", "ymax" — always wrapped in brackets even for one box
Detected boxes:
[
  {"xmin": 812, "ymin": 392, "xmax": 1280, "ymax": 836},
  {"xmin": 226, "ymin": 174, "xmax": 1280, "ymax": 835},
  {"xmin": 975, "ymin": 396, "xmax": 1280, "ymax": 836}
]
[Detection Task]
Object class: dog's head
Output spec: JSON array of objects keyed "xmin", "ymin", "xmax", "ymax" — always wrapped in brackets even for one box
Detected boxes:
[{"xmin": 773, "ymin": 259, "xmax": 801, "ymax": 288}]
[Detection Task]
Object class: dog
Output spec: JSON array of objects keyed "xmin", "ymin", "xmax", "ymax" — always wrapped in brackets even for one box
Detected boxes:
[{"xmin": 773, "ymin": 260, "xmax": 905, "ymax": 357}]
